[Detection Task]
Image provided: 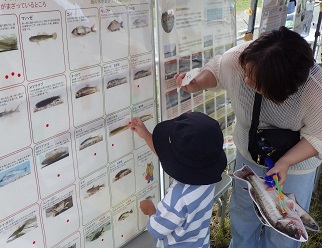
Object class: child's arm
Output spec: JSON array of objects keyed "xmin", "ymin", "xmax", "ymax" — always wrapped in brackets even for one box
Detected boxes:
[
  {"xmin": 130, "ymin": 117, "xmax": 157, "ymax": 155},
  {"xmin": 140, "ymin": 199, "xmax": 156, "ymax": 217}
]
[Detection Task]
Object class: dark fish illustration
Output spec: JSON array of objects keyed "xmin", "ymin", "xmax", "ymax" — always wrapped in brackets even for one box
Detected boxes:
[
  {"xmin": 106, "ymin": 77, "xmax": 127, "ymax": 89},
  {"xmin": 161, "ymin": 11, "xmax": 175, "ymax": 33},
  {"xmin": 68, "ymin": 244, "xmax": 76, "ymax": 248},
  {"xmin": 145, "ymin": 194, "xmax": 155, "ymax": 201},
  {"xmin": 75, "ymin": 85, "xmax": 100, "ymax": 98},
  {"xmin": 85, "ymin": 184, "xmax": 105, "ymax": 198},
  {"xmin": 0, "ymin": 104, "xmax": 20, "ymax": 118},
  {"xmin": 118, "ymin": 209, "xmax": 133, "ymax": 221},
  {"xmin": 233, "ymin": 165, "xmax": 319, "ymax": 241},
  {"xmin": 132, "ymin": 19, "xmax": 148, "ymax": 28},
  {"xmin": 108, "ymin": 20, "xmax": 123, "ymax": 31},
  {"xmin": 41, "ymin": 147, "xmax": 69, "ymax": 168},
  {"xmin": 79, "ymin": 134, "xmax": 103, "ymax": 150},
  {"xmin": 91, "ymin": 227, "xmax": 104, "ymax": 241},
  {"xmin": 0, "ymin": 167, "xmax": 29, "ymax": 186},
  {"xmin": 109, "ymin": 123, "xmax": 130, "ymax": 136},
  {"xmin": 34, "ymin": 96, "xmax": 63, "ymax": 112},
  {"xmin": 0, "ymin": 36, "xmax": 18, "ymax": 52},
  {"xmin": 133, "ymin": 69, "xmax": 151, "ymax": 80},
  {"xmin": 113, "ymin": 168, "xmax": 132, "ymax": 182},
  {"xmin": 7, "ymin": 216, "xmax": 38, "ymax": 243},
  {"xmin": 139, "ymin": 114, "xmax": 153, "ymax": 122},
  {"xmin": 72, "ymin": 25, "xmax": 96, "ymax": 36},
  {"xmin": 29, "ymin": 32, "xmax": 57, "ymax": 42}
]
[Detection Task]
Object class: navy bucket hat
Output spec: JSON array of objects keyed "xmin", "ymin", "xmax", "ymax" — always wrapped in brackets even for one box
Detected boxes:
[{"xmin": 152, "ymin": 112, "xmax": 227, "ymax": 185}]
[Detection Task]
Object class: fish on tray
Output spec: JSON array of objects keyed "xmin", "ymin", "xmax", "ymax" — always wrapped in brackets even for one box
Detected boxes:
[
  {"xmin": 108, "ymin": 20, "xmax": 123, "ymax": 32},
  {"xmin": 34, "ymin": 96, "xmax": 63, "ymax": 112},
  {"xmin": 29, "ymin": 32, "xmax": 57, "ymax": 42},
  {"xmin": 75, "ymin": 85, "xmax": 100, "ymax": 98},
  {"xmin": 233, "ymin": 165, "xmax": 319, "ymax": 242},
  {"xmin": 72, "ymin": 25, "xmax": 96, "ymax": 36}
]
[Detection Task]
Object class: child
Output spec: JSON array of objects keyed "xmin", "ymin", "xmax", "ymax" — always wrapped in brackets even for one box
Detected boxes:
[{"xmin": 130, "ymin": 112, "xmax": 227, "ymax": 248}]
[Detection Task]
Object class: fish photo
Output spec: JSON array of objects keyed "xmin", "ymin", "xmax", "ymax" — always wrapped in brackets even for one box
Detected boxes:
[
  {"xmin": 0, "ymin": 161, "xmax": 31, "ymax": 187},
  {"xmin": 40, "ymin": 146, "xmax": 69, "ymax": 168},
  {"xmin": 71, "ymin": 25, "xmax": 96, "ymax": 36},
  {"xmin": 0, "ymin": 35, "xmax": 18, "ymax": 53},
  {"xmin": 79, "ymin": 134, "xmax": 103, "ymax": 150},
  {"xmin": 84, "ymin": 184, "xmax": 105, "ymax": 199},
  {"xmin": 161, "ymin": 10, "xmax": 175, "ymax": 33},
  {"xmin": 34, "ymin": 95, "xmax": 63, "ymax": 112},
  {"xmin": 109, "ymin": 122, "xmax": 130, "ymax": 137},
  {"xmin": 6, "ymin": 216, "xmax": 38, "ymax": 243},
  {"xmin": 29, "ymin": 32, "xmax": 57, "ymax": 43},
  {"xmin": 0, "ymin": 104, "xmax": 20, "ymax": 118},
  {"xmin": 233, "ymin": 165, "xmax": 320, "ymax": 242},
  {"xmin": 133, "ymin": 69, "xmax": 151, "ymax": 80},
  {"xmin": 85, "ymin": 222, "xmax": 110, "ymax": 243},
  {"xmin": 75, "ymin": 85, "xmax": 100, "ymax": 98},
  {"xmin": 107, "ymin": 19, "xmax": 123, "ymax": 32},
  {"xmin": 45, "ymin": 195, "xmax": 73, "ymax": 218},
  {"xmin": 118, "ymin": 209, "xmax": 133, "ymax": 221},
  {"xmin": 139, "ymin": 114, "xmax": 153, "ymax": 122},
  {"xmin": 112, "ymin": 168, "xmax": 132, "ymax": 183},
  {"xmin": 132, "ymin": 17, "xmax": 148, "ymax": 28},
  {"xmin": 106, "ymin": 77, "xmax": 127, "ymax": 89}
]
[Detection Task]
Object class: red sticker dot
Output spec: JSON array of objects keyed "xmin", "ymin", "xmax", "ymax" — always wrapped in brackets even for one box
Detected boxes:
[
  {"xmin": 101, "ymin": 239, "xmax": 104, "ymax": 241},
  {"xmin": 137, "ymin": 85, "xmax": 140, "ymax": 88},
  {"xmin": 11, "ymin": 72, "xmax": 15, "ymax": 76},
  {"xmin": 17, "ymin": 73, "xmax": 21, "ymax": 77},
  {"xmin": 94, "ymin": 153, "xmax": 97, "ymax": 156},
  {"xmin": 46, "ymin": 124, "xmax": 49, "ymax": 127},
  {"xmin": 121, "ymin": 235, "xmax": 124, "ymax": 237},
  {"xmin": 112, "ymin": 144, "xmax": 114, "ymax": 147},
  {"xmin": 5, "ymin": 75, "xmax": 8, "ymax": 79},
  {"xmin": 32, "ymin": 241, "xmax": 36, "ymax": 244},
  {"xmin": 57, "ymin": 174, "xmax": 60, "ymax": 177},
  {"xmin": 66, "ymin": 219, "xmax": 70, "ymax": 222},
  {"xmin": 128, "ymin": 122, "xmax": 132, "ymax": 124}
]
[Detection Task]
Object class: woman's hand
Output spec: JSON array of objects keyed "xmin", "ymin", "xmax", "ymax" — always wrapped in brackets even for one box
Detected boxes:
[
  {"xmin": 174, "ymin": 72, "xmax": 200, "ymax": 93},
  {"xmin": 266, "ymin": 159, "xmax": 291, "ymax": 187}
]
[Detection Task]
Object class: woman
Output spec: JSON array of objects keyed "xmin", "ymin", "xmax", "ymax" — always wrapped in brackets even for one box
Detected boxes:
[{"xmin": 175, "ymin": 26, "xmax": 322, "ymax": 248}]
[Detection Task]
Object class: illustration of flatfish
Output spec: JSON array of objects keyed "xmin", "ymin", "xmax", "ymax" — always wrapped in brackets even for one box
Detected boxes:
[
  {"xmin": 7, "ymin": 216, "xmax": 38, "ymax": 243},
  {"xmin": 75, "ymin": 85, "xmax": 100, "ymax": 98},
  {"xmin": 109, "ymin": 123, "xmax": 130, "ymax": 136},
  {"xmin": 106, "ymin": 77, "xmax": 127, "ymax": 89},
  {"xmin": 139, "ymin": 114, "xmax": 153, "ymax": 122},
  {"xmin": 72, "ymin": 25, "xmax": 96, "ymax": 36},
  {"xmin": 132, "ymin": 19, "xmax": 148, "ymax": 28},
  {"xmin": 112, "ymin": 168, "xmax": 132, "ymax": 182},
  {"xmin": 85, "ymin": 184, "xmax": 105, "ymax": 198},
  {"xmin": 118, "ymin": 209, "xmax": 133, "ymax": 221},
  {"xmin": 133, "ymin": 69, "xmax": 151, "ymax": 80},
  {"xmin": 34, "ymin": 96, "xmax": 63, "ymax": 112},
  {"xmin": 108, "ymin": 20, "xmax": 123, "ymax": 31},
  {"xmin": 0, "ymin": 36, "xmax": 18, "ymax": 52},
  {"xmin": 0, "ymin": 167, "xmax": 29, "ymax": 186},
  {"xmin": 41, "ymin": 147, "xmax": 69, "ymax": 168},
  {"xmin": 79, "ymin": 134, "xmax": 103, "ymax": 150},
  {"xmin": 29, "ymin": 32, "xmax": 57, "ymax": 42},
  {"xmin": 0, "ymin": 104, "xmax": 20, "ymax": 118}
]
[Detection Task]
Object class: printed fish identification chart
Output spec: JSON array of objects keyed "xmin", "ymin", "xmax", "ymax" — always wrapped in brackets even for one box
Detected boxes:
[
  {"xmin": 0, "ymin": 0, "xmax": 159, "ymax": 247},
  {"xmin": 156, "ymin": 0, "xmax": 237, "ymax": 188}
]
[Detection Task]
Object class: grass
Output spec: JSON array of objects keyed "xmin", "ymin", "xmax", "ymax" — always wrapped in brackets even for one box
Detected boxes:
[
  {"xmin": 210, "ymin": 173, "xmax": 322, "ymax": 247},
  {"xmin": 236, "ymin": 0, "xmax": 262, "ymax": 11}
]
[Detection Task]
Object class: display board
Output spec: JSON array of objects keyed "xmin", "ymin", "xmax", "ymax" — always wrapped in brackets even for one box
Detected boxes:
[
  {"xmin": 155, "ymin": 0, "xmax": 237, "ymax": 188},
  {"xmin": 0, "ymin": 1, "xmax": 160, "ymax": 248}
]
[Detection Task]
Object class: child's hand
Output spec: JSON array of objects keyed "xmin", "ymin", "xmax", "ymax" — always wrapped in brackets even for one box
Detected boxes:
[
  {"xmin": 140, "ymin": 199, "xmax": 156, "ymax": 217},
  {"xmin": 130, "ymin": 117, "xmax": 150, "ymax": 139}
]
